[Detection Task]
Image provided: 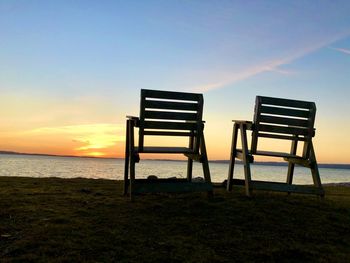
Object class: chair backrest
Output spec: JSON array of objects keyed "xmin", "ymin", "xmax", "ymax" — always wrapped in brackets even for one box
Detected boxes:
[
  {"xmin": 251, "ymin": 96, "xmax": 316, "ymax": 158},
  {"xmin": 138, "ymin": 89, "xmax": 204, "ymax": 152}
]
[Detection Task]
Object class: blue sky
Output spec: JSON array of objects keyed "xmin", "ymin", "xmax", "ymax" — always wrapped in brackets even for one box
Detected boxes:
[{"xmin": 1, "ymin": 1, "xmax": 350, "ymax": 162}]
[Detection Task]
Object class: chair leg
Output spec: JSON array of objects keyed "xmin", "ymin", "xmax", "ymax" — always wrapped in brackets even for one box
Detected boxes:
[
  {"xmin": 129, "ymin": 155, "xmax": 136, "ymax": 202},
  {"xmin": 123, "ymin": 120, "xmax": 130, "ymax": 196},
  {"xmin": 309, "ymin": 142, "xmax": 324, "ymax": 197},
  {"xmin": 200, "ymin": 134, "xmax": 211, "ymax": 183},
  {"xmin": 240, "ymin": 123, "xmax": 252, "ymax": 197},
  {"xmin": 123, "ymin": 154, "xmax": 130, "ymax": 196},
  {"xmin": 199, "ymin": 133, "xmax": 213, "ymax": 197},
  {"xmin": 286, "ymin": 138, "xmax": 297, "ymax": 195},
  {"xmin": 127, "ymin": 119, "xmax": 136, "ymax": 201},
  {"xmin": 227, "ymin": 123, "xmax": 239, "ymax": 191},
  {"xmin": 286, "ymin": 162, "xmax": 295, "ymax": 185},
  {"xmin": 187, "ymin": 135, "xmax": 194, "ymax": 181}
]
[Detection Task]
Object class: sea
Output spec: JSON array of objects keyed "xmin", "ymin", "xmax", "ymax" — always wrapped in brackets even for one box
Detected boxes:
[{"xmin": 1, "ymin": 154, "xmax": 350, "ymax": 185}]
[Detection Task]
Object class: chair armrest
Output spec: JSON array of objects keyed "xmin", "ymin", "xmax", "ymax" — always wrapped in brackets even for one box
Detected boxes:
[
  {"xmin": 232, "ymin": 120, "xmax": 253, "ymax": 130},
  {"xmin": 126, "ymin": 116, "xmax": 140, "ymax": 127},
  {"xmin": 126, "ymin": 116, "xmax": 139, "ymax": 120}
]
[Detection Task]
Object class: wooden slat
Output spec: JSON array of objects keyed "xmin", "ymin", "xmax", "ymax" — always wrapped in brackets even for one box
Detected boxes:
[
  {"xmin": 144, "ymin": 110, "xmax": 198, "ymax": 121},
  {"xmin": 254, "ymin": 150, "xmax": 304, "ymax": 159},
  {"xmin": 143, "ymin": 120, "xmax": 197, "ymax": 130},
  {"xmin": 258, "ymin": 124, "xmax": 310, "ymax": 136},
  {"xmin": 235, "ymin": 150, "xmax": 304, "ymax": 159},
  {"xmin": 259, "ymin": 115, "xmax": 310, "ymax": 128},
  {"xmin": 260, "ymin": 106, "xmax": 310, "ymax": 118},
  {"xmin": 259, "ymin": 96, "xmax": 315, "ymax": 109},
  {"xmin": 142, "ymin": 89, "xmax": 202, "ymax": 101},
  {"xmin": 143, "ymin": 131, "xmax": 193, "ymax": 136},
  {"xmin": 257, "ymin": 133, "xmax": 308, "ymax": 141},
  {"xmin": 136, "ymin": 146, "xmax": 194, "ymax": 153},
  {"xmin": 144, "ymin": 100, "xmax": 199, "ymax": 111}
]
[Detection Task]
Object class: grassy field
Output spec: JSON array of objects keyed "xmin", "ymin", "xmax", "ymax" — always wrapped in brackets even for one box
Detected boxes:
[{"xmin": 1, "ymin": 177, "xmax": 350, "ymax": 262}]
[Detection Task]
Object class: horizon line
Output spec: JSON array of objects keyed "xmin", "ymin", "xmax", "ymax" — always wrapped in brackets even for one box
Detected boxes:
[{"xmin": 1, "ymin": 150, "xmax": 350, "ymax": 167}]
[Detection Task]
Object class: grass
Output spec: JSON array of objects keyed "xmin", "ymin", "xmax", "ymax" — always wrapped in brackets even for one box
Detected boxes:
[{"xmin": 1, "ymin": 177, "xmax": 350, "ymax": 262}]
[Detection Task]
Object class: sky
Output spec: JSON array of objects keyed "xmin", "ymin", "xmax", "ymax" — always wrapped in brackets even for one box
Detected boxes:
[{"xmin": 1, "ymin": 0, "xmax": 350, "ymax": 163}]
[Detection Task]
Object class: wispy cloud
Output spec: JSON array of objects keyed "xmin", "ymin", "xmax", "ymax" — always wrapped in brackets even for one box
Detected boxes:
[
  {"xmin": 193, "ymin": 31, "xmax": 350, "ymax": 93},
  {"xmin": 329, "ymin": 47, "xmax": 350, "ymax": 55}
]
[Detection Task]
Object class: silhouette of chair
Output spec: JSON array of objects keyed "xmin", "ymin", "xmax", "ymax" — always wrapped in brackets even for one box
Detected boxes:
[
  {"xmin": 227, "ymin": 96, "xmax": 325, "ymax": 197},
  {"xmin": 124, "ymin": 89, "xmax": 212, "ymax": 200}
]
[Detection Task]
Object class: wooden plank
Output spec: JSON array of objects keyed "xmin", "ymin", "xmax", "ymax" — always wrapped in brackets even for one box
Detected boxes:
[
  {"xmin": 259, "ymin": 96, "xmax": 315, "ymax": 109},
  {"xmin": 254, "ymin": 150, "xmax": 303, "ymax": 159},
  {"xmin": 258, "ymin": 124, "xmax": 310, "ymax": 136},
  {"xmin": 250, "ymin": 180, "xmax": 324, "ymax": 195},
  {"xmin": 136, "ymin": 146, "xmax": 194, "ymax": 153},
  {"xmin": 144, "ymin": 100, "xmax": 199, "ymax": 111},
  {"xmin": 259, "ymin": 115, "xmax": 310, "ymax": 128},
  {"xmin": 257, "ymin": 133, "xmax": 308, "ymax": 141},
  {"xmin": 144, "ymin": 110, "xmax": 198, "ymax": 121},
  {"xmin": 143, "ymin": 120, "xmax": 197, "ymax": 130},
  {"xmin": 260, "ymin": 106, "xmax": 310, "ymax": 118},
  {"xmin": 143, "ymin": 131, "xmax": 193, "ymax": 136},
  {"xmin": 142, "ymin": 89, "xmax": 202, "ymax": 101},
  {"xmin": 284, "ymin": 157, "xmax": 312, "ymax": 167},
  {"xmin": 133, "ymin": 180, "xmax": 213, "ymax": 194}
]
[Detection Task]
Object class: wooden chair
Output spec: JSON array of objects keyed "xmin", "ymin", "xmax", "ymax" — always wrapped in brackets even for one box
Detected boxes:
[
  {"xmin": 124, "ymin": 89, "xmax": 213, "ymax": 200},
  {"xmin": 227, "ymin": 96, "xmax": 325, "ymax": 197}
]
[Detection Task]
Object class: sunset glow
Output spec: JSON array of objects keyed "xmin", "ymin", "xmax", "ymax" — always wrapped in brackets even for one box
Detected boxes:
[{"xmin": 1, "ymin": 1, "xmax": 350, "ymax": 163}]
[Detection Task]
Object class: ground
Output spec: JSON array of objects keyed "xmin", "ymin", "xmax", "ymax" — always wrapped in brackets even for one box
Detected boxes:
[{"xmin": 1, "ymin": 177, "xmax": 350, "ymax": 262}]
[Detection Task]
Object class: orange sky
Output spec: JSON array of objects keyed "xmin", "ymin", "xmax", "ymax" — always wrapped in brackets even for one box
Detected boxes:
[{"xmin": 1, "ymin": 2, "xmax": 350, "ymax": 164}]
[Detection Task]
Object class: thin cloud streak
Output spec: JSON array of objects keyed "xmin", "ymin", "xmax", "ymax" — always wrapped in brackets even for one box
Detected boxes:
[
  {"xmin": 329, "ymin": 47, "xmax": 350, "ymax": 55},
  {"xmin": 193, "ymin": 31, "xmax": 350, "ymax": 93}
]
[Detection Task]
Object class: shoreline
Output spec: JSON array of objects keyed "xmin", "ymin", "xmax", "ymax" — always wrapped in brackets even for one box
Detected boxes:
[
  {"xmin": 1, "ymin": 152, "xmax": 350, "ymax": 169},
  {"xmin": 0, "ymin": 175, "xmax": 349, "ymax": 187}
]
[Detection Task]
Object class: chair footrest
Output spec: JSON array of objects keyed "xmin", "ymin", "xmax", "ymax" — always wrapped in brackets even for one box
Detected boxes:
[
  {"xmin": 250, "ymin": 180, "xmax": 324, "ymax": 195},
  {"xmin": 132, "ymin": 179, "xmax": 213, "ymax": 194},
  {"xmin": 135, "ymin": 147, "xmax": 194, "ymax": 154},
  {"xmin": 284, "ymin": 157, "xmax": 314, "ymax": 168}
]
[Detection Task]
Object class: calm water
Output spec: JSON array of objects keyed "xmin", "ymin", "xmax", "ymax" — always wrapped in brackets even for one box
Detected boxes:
[{"xmin": 1, "ymin": 154, "xmax": 350, "ymax": 185}]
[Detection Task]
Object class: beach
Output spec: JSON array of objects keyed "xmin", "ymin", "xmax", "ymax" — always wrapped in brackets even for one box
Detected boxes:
[{"xmin": 1, "ymin": 176, "xmax": 350, "ymax": 262}]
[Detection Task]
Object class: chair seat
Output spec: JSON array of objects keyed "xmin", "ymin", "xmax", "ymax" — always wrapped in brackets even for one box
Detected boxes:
[
  {"xmin": 236, "ymin": 149, "xmax": 305, "ymax": 159},
  {"xmin": 135, "ymin": 146, "xmax": 196, "ymax": 154}
]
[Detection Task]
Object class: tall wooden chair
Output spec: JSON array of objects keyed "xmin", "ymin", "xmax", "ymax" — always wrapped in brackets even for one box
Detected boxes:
[
  {"xmin": 227, "ymin": 96, "xmax": 325, "ymax": 197},
  {"xmin": 124, "ymin": 89, "xmax": 212, "ymax": 200}
]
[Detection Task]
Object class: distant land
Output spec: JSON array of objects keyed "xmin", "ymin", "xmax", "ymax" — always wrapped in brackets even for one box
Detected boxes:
[{"xmin": 1, "ymin": 150, "xmax": 350, "ymax": 169}]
